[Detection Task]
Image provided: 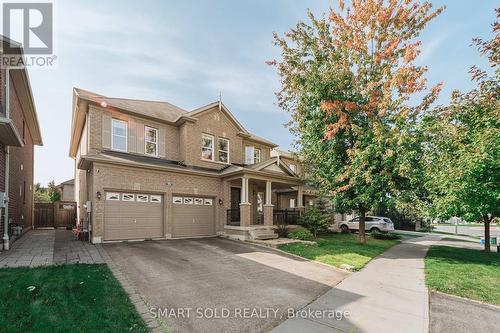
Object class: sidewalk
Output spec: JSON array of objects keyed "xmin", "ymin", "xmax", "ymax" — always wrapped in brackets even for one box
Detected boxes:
[
  {"xmin": 0, "ymin": 229, "xmax": 104, "ymax": 267},
  {"xmin": 272, "ymin": 235, "xmax": 442, "ymax": 333}
]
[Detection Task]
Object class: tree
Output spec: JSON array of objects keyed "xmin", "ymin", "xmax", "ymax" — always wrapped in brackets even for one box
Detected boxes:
[
  {"xmin": 299, "ymin": 206, "xmax": 330, "ymax": 238},
  {"xmin": 268, "ymin": 0, "xmax": 443, "ymax": 243},
  {"xmin": 47, "ymin": 180, "xmax": 61, "ymax": 203},
  {"xmin": 423, "ymin": 9, "xmax": 499, "ymax": 251},
  {"xmin": 33, "ymin": 183, "xmax": 50, "ymax": 203}
]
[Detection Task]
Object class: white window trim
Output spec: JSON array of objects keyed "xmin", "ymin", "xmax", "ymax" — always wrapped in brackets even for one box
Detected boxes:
[
  {"xmin": 122, "ymin": 193, "xmax": 135, "ymax": 202},
  {"xmin": 218, "ymin": 137, "xmax": 230, "ymax": 164},
  {"xmin": 289, "ymin": 164, "xmax": 297, "ymax": 173},
  {"xmin": 290, "ymin": 198, "xmax": 296, "ymax": 208},
  {"xmin": 106, "ymin": 192, "xmax": 120, "ymax": 201},
  {"xmin": 111, "ymin": 119, "xmax": 128, "ymax": 152},
  {"xmin": 144, "ymin": 126, "xmax": 158, "ymax": 157},
  {"xmin": 245, "ymin": 146, "xmax": 254, "ymax": 164},
  {"xmin": 137, "ymin": 194, "xmax": 149, "ymax": 202},
  {"xmin": 254, "ymin": 148, "xmax": 262, "ymax": 163},
  {"xmin": 201, "ymin": 133, "xmax": 215, "ymax": 161},
  {"xmin": 151, "ymin": 195, "xmax": 162, "ymax": 203}
]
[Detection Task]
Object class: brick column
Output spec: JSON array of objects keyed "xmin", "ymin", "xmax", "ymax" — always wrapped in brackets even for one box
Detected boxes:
[
  {"xmin": 239, "ymin": 177, "xmax": 251, "ymax": 227},
  {"xmin": 263, "ymin": 181, "xmax": 273, "ymax": 226}
]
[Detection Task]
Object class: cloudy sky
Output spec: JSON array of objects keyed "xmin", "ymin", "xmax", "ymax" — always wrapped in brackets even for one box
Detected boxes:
[{"xmin": 24, "ymin": 0, "xmax": 496, "ymax": 185}]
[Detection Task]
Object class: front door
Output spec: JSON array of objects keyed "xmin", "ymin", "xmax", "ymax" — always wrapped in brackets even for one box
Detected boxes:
[{"xmin": 231, "ymin": 187, "xmax": 241, "ymax": 209}]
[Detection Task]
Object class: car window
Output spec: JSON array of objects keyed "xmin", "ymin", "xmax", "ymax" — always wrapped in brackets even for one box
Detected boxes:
[
  {"xmin": 365, "ymin": 217, "xmax": 374, "ymax": 222},
  {"xmin": 350, "ymin": 217, "xmax": 359, "ymax": 222},
  {"xmin": 382, "ymin": 218, "xmax": 392, "ymax": 223}
]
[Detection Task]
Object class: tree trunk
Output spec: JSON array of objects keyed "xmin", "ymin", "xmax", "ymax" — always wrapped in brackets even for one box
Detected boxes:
[
  {"xmin": 358, "ymin": 206, "xmax": 366, "ymax": 244},
  {"xmin": 483, "ymin": 215, "xmax": 491, "ymax": 252}
]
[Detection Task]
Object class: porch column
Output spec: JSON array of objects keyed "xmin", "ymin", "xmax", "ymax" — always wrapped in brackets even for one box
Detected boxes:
[
  {"xmin": 263, "ymin": 180, "xmax": 274, "ymax": 226},
  {"xmin": 239, "ymin": 177, "xmax": 251, "ymax": 227},
  {"xmin": 297, "ymin": 185, "xmax": 304, "ymax": 209}
]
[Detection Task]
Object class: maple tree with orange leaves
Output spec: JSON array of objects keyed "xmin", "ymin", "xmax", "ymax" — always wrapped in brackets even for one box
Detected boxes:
[{"xmin": 269, "ymin": 0, "xmax": 444, "ymax": 243}]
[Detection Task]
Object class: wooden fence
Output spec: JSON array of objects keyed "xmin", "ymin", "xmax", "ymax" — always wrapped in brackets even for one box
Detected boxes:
[{"xmin": 34, "ymin": 201, "xmax": 76, "ymax": 228}]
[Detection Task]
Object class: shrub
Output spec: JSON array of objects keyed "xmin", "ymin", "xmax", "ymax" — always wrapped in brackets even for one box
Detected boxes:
[
  {"xmin": 288, "ymin": 227, "xmax": 314, "ymax": 241},
  {"xmin": 371, "ymin": 231, "xmax": 401, "ymax": 240},
  {"xmin": 275, "ymin": 223, "xmax": 290, "ymax": 237},
  {"xmin": 299, "ymin": 206, "xmax": 330, "ymax": 237}
]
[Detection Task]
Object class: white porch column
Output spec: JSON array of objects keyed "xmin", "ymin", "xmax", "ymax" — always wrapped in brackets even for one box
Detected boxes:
[
  {"xmin": 241, "ymin": 177, "xmax": 249, "ymax": 203},
  {"xmin": 265, "ymin": 181, "xmax": 272, "ymax": 205},
  {"xmin": 239, "ymin": 177, "xmax": 251, "ymax": 227},
  {"xmin": 297, "ymin": 185, "xmax": 304, "ymax": 208}
]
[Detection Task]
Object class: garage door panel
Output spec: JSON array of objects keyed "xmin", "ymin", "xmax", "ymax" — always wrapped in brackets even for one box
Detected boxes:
[
  {"xmin": 104, "ymin": 192, "xmax": 163, "ymax": 241},
  {"xmin": 172, "ymin": 196, "xmax": 215, "ymax": 238}
]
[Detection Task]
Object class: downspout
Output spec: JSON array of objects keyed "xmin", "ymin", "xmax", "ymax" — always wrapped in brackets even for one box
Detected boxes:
[{"xmin": 3, "ymin": 69, "xmax": 10, "ymax": 250}]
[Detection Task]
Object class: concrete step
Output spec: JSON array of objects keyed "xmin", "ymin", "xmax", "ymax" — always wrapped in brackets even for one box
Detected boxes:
[{"xmin": 249, "ymin": 229, "xmax": 278, "ymax": 240}]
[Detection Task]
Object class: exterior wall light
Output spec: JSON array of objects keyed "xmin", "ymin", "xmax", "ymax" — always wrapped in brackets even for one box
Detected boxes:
[{"xmin": 96, "ymin": 191, "xmax": 102, "ymax": 200}]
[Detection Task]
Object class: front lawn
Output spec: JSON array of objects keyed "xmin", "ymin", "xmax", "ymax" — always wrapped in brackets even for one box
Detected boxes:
[
  {"xmin": 0, "ymin": 264, "xmax": 149, "ymax": 333},
  {"xmin": 425, "ymin": 246, "xmax": 500, "ymax": 305},
  {"xmin": 279, "ymin": 233, "xmax": 399, "ymax": 271}
]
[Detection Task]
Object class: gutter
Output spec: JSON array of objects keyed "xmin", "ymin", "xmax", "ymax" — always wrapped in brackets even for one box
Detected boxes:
[{"xmin": 3, "ymin": 69, "xmax": 10, "ymax": 250}]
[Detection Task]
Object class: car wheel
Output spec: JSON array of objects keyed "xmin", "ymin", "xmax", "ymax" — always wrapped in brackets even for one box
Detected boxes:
[
  {"xmin": 371, "ymin": 227, "xmax": 381, "ymax": 233},
  {"xmin": 340, "ymin": 225, "xmax": 349, "ymax": 233}
]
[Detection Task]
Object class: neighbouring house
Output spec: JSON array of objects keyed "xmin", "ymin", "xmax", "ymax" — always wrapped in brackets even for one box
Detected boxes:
[
  {"xmin": 56, "ymin": 179, "xmax": 75, "ymax": 201},
  {"xmin": 0, "ymin": 36, "xmax": 43, "ymax": 250},
  {"xmin": 69, "ymin": 88, "xmax": 314, "ymax": 243}
]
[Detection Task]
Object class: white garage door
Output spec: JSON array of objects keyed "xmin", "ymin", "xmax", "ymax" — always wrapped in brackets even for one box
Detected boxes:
[
  {"xmin": 172, "ymin": 195, "xmax": 216, "ymax": 238},
  {"xmin": 104, "ymin": 192, "xmax": 163, "ymax": 241}
]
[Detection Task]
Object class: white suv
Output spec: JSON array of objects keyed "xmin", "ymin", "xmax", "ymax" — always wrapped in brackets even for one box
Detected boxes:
[{"xmin": 339, "ymin": 216, "xmax": 395, "ymax": 233}]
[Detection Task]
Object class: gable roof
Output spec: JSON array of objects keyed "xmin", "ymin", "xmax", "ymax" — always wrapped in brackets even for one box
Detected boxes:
[
  {"xmin": 74, "ymin": 88, "xmax": 188, "ymax": 123},
  {"xmin": 189, "ymin": 101, "xmax": 248, "ymax": 134},
  {"xmin": 248, "ymin": 157, "xmax": 296, "ymax": 176}
]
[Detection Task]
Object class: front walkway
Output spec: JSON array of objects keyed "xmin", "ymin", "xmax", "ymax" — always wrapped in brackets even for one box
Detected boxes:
[
  {"xmin": 272, "ymin": 235, "xmax": 442, "ymax": 333},
  {"xmin": 0, "ymin": 229, "xmax": 104, "ymax": 267}
]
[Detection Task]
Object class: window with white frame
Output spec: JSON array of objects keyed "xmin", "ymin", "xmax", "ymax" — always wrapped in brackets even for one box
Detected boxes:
[
  {"xmin": 290, "ymin": 198, "xmax": 296, "ymax": 208},
  {"xmin": 289, "ymin": 164, "xmax": 297, "ymax": 173},
  {"xmin": 254, "ymin": 148, "xmax": 262, "ymax": 163},
  {"xmin": 112, "ymin": 119, "xmax": 127, "ymax": 151},
  {"xmin": 137, "ymin": 194, "xmax": 149, "ymax": 202},
  {"xmin": 150, "ymin": 195, "xmax": 162, "ymax": 203},
  {"xmin": 201, "ymin": 134, "xmax": 214, "ymax": 161},
  {"xmin": 145, "ymin": 126, "xmax": 158, "ymax": 156},
  {"xmin": 245, "ymin": 146, "xmax": 261, "ymax": 164},
  {"xmin": 122, "ymin": 193, "xmax": 135, "ymax": 201},
  {"xmin": 106, "ymin": 192, "xmax": 120, "ymax": 201},
  {"xmin": 218, "ymin": 138, "xmax": 229, "ymax": 163}
]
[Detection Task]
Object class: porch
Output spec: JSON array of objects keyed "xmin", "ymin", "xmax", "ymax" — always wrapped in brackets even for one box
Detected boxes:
[{"xmin": 222, "ymin": 174, "xmax": 315, "ymax": 240}]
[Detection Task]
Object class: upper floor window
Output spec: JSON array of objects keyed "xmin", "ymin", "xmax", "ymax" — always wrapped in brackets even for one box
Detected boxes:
[
  {"xmin": 218, "ymin": 138, "xmax": 229, "ymax": 163},
  {"xmin": 201, "ymin": 133, "xmax": 214, "ymax": 161},
  {"xmin": 245, "ymin": 146, "xmax": 262, "ymax": 164},
  {"xmin": 254, "ymin": 148, "xmax": 262, "ymax": 163},
  {"xmin": 145, "ymin": 126, "xmax": 158, "ymax": 157},
  {"xmin": 112, "ymin": 119, "xmax": 127, "ymax": 152},
  {"xmin": 289, "ymin": 164, "xmax": 297, "ymax": 173}
]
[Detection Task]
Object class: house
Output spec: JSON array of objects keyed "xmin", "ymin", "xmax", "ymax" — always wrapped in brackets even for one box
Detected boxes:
[
  {"xmin": 56, "ymin": 179, "xmax": 75, "ymax": 201},
  {"xmin": 0, "ymin": 36, "xmax": 43, "ymax": 250},
  {"xmin": 69, "ymin": 88, "xmax": 313, "ymax": 243}
]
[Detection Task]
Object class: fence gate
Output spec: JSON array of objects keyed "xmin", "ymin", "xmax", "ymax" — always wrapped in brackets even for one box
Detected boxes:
[
  {"xmin": 34, "ymin": 201, "xmax": 76, "ymax": 228},
  {"xmin": 34, "ymin": 203, "xmax": 54, "ymax": 228}
]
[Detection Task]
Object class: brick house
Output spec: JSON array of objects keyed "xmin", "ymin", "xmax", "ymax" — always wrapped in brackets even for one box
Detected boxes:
[
  {"xmin": 69, "ymin": 88, "xmax": 314, "ymax": 243},
  {"xmin": 0, "ymin": 37, "xmax": 43, "ymax": 250}
]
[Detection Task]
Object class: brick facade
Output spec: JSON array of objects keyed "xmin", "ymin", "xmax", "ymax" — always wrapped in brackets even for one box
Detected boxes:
[{"xmin": 0, "ymin": 71, "xmax": 36, "ymax": 240}]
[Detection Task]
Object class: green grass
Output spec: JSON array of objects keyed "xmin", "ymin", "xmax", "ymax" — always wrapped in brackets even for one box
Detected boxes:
[
  {"xmin": 279, "ymin": 233, "xmax": 399, "ymax": 271},
  {"xmin": 425, "ymin": 246, "xmax": 500, "ymax": 305},
  {"xmin": 431, "ymin": 230, "xmax": 481, "ymax": 239},
  {"xmin": 441, "ymin": 237, "xmax": 478, "ymax": 243},
  {"xmin": 0, "ymin": 264, "xmax": 149, "ymax": 333}
]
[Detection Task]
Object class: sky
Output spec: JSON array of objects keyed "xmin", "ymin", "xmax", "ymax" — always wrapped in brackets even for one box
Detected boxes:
[{"xmin": 21, "ymin": 0, "xmax": 497, "ymax": 186}]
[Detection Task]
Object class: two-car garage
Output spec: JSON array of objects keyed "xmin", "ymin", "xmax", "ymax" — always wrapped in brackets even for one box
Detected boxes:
[{"xmin": 103, "ymin": 191, "xmax": 216, "ymax": 241}]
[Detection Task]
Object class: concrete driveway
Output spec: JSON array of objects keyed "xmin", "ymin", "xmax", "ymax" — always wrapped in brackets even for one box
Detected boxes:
[{"xmin": 103, "ymin": 237, "xmax": 348, "ymax": 333}]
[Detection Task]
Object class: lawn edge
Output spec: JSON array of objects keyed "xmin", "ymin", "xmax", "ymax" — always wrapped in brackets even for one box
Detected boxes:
[
  {"xmin": 430, "ymin": 290, "xmax": 500, "ymax": 309},
  {"xmin": 96, "ymin": 245, "xmax": 169, "ymax": 333}
]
